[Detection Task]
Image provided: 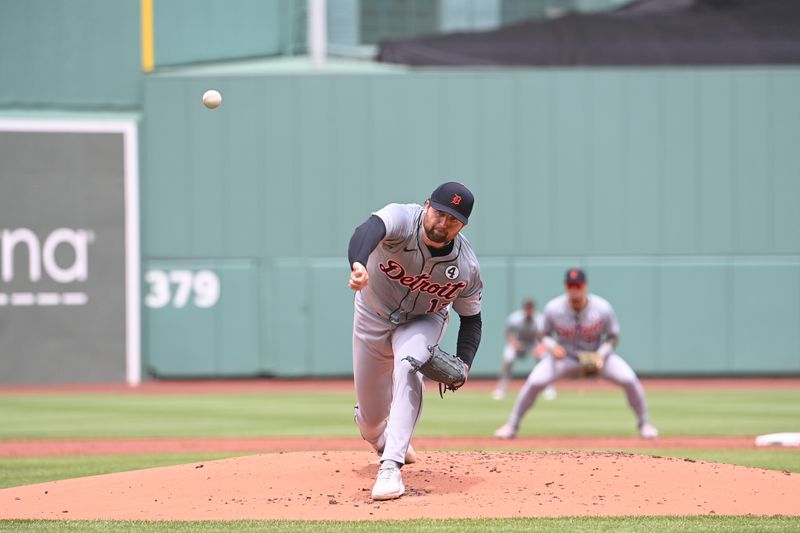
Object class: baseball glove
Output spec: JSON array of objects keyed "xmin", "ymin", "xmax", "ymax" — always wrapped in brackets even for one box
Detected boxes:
[
  {"xmin": 577, "ymin": 351, "xmax": 604, "ymax": 376},
  {"xmin": 404, "ymin": 345, "xmax": 467, "ymax": 398}
]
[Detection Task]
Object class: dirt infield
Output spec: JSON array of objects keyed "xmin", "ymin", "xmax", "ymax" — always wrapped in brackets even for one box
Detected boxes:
[{"xmin": 1, "ymin": 450, "xmax": 799, "ymax": 520}]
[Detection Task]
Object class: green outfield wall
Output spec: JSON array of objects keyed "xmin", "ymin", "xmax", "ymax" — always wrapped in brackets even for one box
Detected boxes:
[
  {"xmin": 152, "ymin": 0, "xmax": 299, "ymax": 66},
  {"xmin": 140, "ymin": 62, "xmax": 800, "ymax": 379},
  {"xmin": 0, "ymin": 0, "xmax": 140, "ymax": 108},
  {"xmin": 0, "ymin": 0, "xmax": 297, "ymax": 109}
]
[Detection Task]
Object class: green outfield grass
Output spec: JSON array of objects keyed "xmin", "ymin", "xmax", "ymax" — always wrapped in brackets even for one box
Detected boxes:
[
  {"xmin": 0, "ymin": 453, "xmax": 241, "ymax": 489},
  {"xmin": 1, "ymin": 516, "xmax": 800, "ymax": 533},
  {"xmin": 1, "ymin": 385, "xmax": 798, "ymax": 530},
  {"xmin": 1, "ymin": 388, "xmax": 798, "ymax": 440}
]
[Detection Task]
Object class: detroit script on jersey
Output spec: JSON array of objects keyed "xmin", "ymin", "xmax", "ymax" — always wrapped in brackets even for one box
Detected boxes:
[
  {"xmin": 542, "ymin": 293, "xmax": 619, "ymax": 357},
  {"xmin": 379, "ymin": 259, "xmax": 467, "ymax": 300}
]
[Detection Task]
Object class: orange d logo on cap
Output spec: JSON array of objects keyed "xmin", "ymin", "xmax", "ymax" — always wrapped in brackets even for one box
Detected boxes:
[
  {"xmin": 429, "ymin": 181, "xmax": 474, "ymax": 225},
  {"xmin": 564, "ymin": 268, "xmax": 587, "ymax": 284}
]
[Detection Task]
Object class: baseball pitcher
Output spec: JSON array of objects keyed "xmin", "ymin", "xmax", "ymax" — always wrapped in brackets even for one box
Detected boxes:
[{"xmin": 348, "ymin": 181, "xmax": 483, "ymax": 501}]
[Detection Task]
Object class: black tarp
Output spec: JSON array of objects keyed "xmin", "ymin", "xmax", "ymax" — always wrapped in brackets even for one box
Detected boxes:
[{"xmin": 377, "ymin": 0, "xmax": 800, "ymax": 66}]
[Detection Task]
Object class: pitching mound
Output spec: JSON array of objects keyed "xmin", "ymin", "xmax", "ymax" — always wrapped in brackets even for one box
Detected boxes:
[{"xmin": 1, "ymin": 450, "xmax": 798, "ymax": 521}]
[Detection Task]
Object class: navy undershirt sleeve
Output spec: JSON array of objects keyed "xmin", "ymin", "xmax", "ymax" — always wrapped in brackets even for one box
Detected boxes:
[
  {"xmin": 348, "ymin": 215, "xmax": 386, "ymax": 268},
  {"xmin": 456, "ymin": 312, "xmax": 482, "ymax": 367}
]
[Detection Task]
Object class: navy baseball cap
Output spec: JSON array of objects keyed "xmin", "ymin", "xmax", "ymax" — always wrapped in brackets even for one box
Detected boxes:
[
  {"xmin": 429, "ymin": 181, "xmax": 474, "ymax": 225},
  {"xmin": 565, "ymin": 268, "xmax": 587, "ymax": 284}
]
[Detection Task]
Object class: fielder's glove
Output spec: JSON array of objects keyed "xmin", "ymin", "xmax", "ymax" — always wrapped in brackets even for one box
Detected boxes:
[
  {"xmin": 404, "ymin": 344, "xmax": 468, "ymax": 398},
  {"xmin": 577, "ymin": 351, "xmax": 604, "ymax": 376}
]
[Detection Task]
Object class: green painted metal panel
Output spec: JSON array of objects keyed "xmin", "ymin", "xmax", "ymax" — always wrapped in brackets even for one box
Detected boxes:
[
  {"xmin": 474, "ymin": 76, "xmax": 517, "ymax": 256},
  {"xmin": 696, "ymin": 70, "xmax": 735, "ymax": 253},
  {"xmin": 0, "ymin": 0, "xmax": 140, "ymax": 108},
  {"xmin": 220, "ymin": 79, "xmax": 266, "ymax": 257},
  {"xmin": 660, "ymin": 72, "xmax": 698, "ymax": 254},
  {"xmin": 551, "ymin": 71, "xmax": 591, "ymax": 255},
  {"xmin": 658, "ymin": 262, "xmax": 730, "ymax": 373},
  {"xmin": 214, "ymin": 262, "xmax": 261, "ymax": 375},
  {"xmin": 268, "ymin": 259, "xmax": 311, "ymax": 376},
  {"xmin": 587, "ymin": 72, "xmax": 627, "ymax": 254},
  {"xmin": 731, "ymin": 260, "xmax": 800, "ymax": 373},
  {"xmin": 145, "ymin": 293, "xmax": 216, "ymax": 377},
  {"xmin": 623, "ymin": 72, "xmax": 662, "ymax": 255},
  {"xmin": 261, "ymin": 77, "xmax": 301, "ymax": 257},
  {"xmin": 309, "ymin": 260, "xmax": 355, "ymax": 376},
  {"xmin": 733, "ymin": 71, "xmax": 773, "ymax": 254},
  {"xmin": 514, "ymin": 72, "xmax": 555, "ymax": 254},
  {"xmin": 143, "ymin": 260, "xmax": 259, "ymax": 377},
  {"xmin": 142, "ymin": 79, "xmax": 191, "ymax": 256},
  {"xmin": 770, "ymin": 71, "xmax": 800, "ymax": 254},
  {"xmin": 297, "ymin": 78, "xmax": 337, "ymax": 258},
  {"xmin": 153, "ymin": 0, "xmax": 292, "ymax": 66},
  {"xmin": 258, "ymin": 262, "xmax": 274, "ymax": 373}
]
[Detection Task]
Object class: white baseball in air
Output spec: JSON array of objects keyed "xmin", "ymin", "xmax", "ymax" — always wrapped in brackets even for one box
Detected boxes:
[{"xmin": 202, "ymin": 89, "xmax": 222, "ymax": 109}]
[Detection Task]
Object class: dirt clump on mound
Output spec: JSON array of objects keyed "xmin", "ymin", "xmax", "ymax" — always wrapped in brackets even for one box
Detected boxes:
[{"xmin": 1, "ymin": 450, "xmax": 798, "ymax": 521}]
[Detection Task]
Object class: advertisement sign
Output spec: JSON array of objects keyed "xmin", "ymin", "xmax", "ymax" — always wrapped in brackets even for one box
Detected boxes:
[{"xmin": 0, "ymin": 120, "xmax": 140, "ymax": 385}]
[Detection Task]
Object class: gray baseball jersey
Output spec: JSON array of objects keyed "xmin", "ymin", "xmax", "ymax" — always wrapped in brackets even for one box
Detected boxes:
[
  {"xmin": 541, "ymin": 293, "xmax": 619, "ymax": 358},
  {"xmin": 360, "ymin": 203, "xmax": 483, "ymax": 323},
  {"xmin": 506, "ymin": 310, "xmax": 544, "ymax": 346}
]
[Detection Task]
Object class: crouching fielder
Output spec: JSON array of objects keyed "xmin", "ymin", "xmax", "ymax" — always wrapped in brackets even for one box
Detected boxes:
[{"xmin": 494, "ymin": 268, "xmax": 658, "ymax": 440}]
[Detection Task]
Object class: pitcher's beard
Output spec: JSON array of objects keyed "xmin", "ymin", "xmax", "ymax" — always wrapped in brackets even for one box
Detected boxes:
[{"xmin": 425, "ymin": 227, "xmax": 449, "ymax": 244}]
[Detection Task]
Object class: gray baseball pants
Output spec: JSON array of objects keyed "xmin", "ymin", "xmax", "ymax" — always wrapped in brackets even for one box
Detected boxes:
[{"xmin": 352, "ymin": 292, "xmax": 448, "ymax": 465}]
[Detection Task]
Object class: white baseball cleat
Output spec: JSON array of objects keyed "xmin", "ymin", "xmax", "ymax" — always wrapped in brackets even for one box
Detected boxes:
[
  {"xmin": 542, "ymin": 385, "xmax": 557, "ymax": 401},
  {"xmin": 639, "ymin": 423, "xmax": 659, "ymax": 439},
  {"xmin": 371, "ymin": 462, "xmax": 405, "ymax": 500},
  {"xmin": 493, "ymin": 423, "xmax": 517, "ymax": 439},
  {"xmin": 491, "ymin": 389, "xmax": 505, "ymax": 401}
]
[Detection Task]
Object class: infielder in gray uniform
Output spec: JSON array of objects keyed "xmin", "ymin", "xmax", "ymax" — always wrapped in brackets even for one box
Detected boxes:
[
  {"xmin": 494, "ymin": 268, "xmax": 658, "ymax": 440},
  {"xmin": 491, "ymin": 299, "xmax": 557, "ymax": 401},
  {"xmin": 348, "ymin": 181, "xmax": 483, "ymax": 501}
]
